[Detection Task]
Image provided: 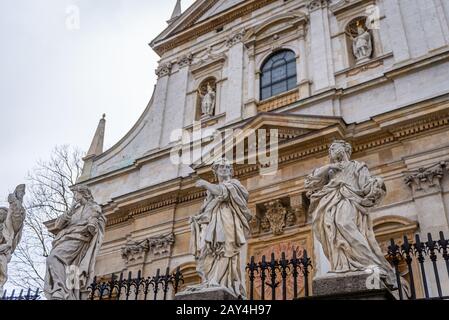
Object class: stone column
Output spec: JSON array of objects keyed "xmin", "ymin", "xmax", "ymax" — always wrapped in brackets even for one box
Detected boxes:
[
  {"xmin": 404, "ymin": 161, "xmax": 449, "ymax": 236},
  {"xmin": 297, "ymin": 25, "xmax": 310, "ymax": 99},
  {"xmin": 226, "ymin": 30, "xmax": 245, "ymax": 123},
  {"xmin": 307, "ymin": 0, "xmax": 335, "ymax": 92},
  {"xmin": 404, "ymin": 161, "xmax": 449, "ymax": 298},
  {"xmin": 382, "ymin": 0, "xmax": 410, "ymax": 63},
  {"xmin": 417, "ymin": 0, "xmax": 447, "ymax": 52},
  {"xmin": 244, "ymin": 41, "xmax": 258, "ymax": 118}
]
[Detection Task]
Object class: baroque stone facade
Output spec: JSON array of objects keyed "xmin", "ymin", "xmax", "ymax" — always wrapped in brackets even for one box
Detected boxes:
[{"xmin": 72, "ymin": 0, "xmax": 449, "ymax": 299}]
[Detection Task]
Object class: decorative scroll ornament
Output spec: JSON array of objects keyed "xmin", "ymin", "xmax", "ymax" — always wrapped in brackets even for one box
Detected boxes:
[{"xmin": 307, "ymin": 0, "xmax": 330, "ymax": 12}]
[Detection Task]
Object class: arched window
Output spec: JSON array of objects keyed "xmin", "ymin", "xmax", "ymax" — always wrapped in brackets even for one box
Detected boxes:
[{"xmin": 260, "ymin": 50, "xmax": 297, "ymax": 101}]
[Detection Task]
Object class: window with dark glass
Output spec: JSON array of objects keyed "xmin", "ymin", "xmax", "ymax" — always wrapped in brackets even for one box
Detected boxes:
[{"xmin": 260, "ymin": 50, "xmax": 297, "ymax": 101}]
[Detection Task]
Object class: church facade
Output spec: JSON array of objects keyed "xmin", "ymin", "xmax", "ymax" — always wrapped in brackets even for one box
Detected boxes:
[{"xmin": 75, "ymin": 0, "xmax": 449, "ymax": 299}]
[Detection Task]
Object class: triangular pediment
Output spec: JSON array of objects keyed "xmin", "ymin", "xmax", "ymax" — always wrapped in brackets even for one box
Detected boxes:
[
  {"xmin": 150, "ymin": 0, "xmax": 279, "ymax": 56},
  {"xmin": 192, "ymin": 113, "xmax": 347, "ymax": 172}
]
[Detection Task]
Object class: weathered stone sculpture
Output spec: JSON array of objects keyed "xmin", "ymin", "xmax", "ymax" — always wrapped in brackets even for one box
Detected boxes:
[
  {"xmin": 44, "ymin": 185, "xmax": 106, "ymax": 300},
  {"xmin": 0, "ymin": 184, "xmax": 26, "ymax": 295},
  {"xmin": 199, "ymin": 83, "xmax": 216, "ymax": 117},
  {"xmin": 352, "ymin": 24, "xmax": 373, "ymax": 63},
  {"xmin": 184, "ymin": 158, "xmax": 252, "ymax": 299},
  {"xmin": 305, "ymin": 140, "xmax": 395, "ymax": 287}
]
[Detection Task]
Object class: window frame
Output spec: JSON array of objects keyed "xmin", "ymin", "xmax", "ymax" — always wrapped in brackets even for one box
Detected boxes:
[{"xmin": 259, "ymin": 50, "xmax": 297, "ymax": 101}]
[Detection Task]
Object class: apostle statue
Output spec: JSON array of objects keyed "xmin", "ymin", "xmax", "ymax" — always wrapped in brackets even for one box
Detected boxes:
[
  {"xmin": 199, "ymin": 83, "xmax": 216, "ymax": 117},
  {"xmin": 44, "ymin": 185, "xmax": 106, "ymax": 300},
  {"xmin": 187, "ymin": 158, "xmax": 252, "ymax": 299},
  {"xmin": 351, "ymin": 22, "xmax": 373, "ymax": 62},
  {"xmin": 305, "ymin": 140, "xmax": 395, "ymax": 286},
  {"xmin": 0, "ymin": 184, "xmax": 26, "ymax": 295}
]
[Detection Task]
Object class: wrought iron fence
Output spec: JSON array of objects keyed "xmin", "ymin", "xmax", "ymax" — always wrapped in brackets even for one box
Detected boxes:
[
  {"xmin": 387, "ymin": 231, "xmax": 449, "ymax": 300},
  {"xmin": 246, "ymin": 250, "xmax": 313, "ymax": 300},
  {"xmin": 88, "ymin": 267, "xmax": 184, "ymax": 300},
  {"xmin": 1, "ymin": 288, "xmax": 41, "ymax": 301}
]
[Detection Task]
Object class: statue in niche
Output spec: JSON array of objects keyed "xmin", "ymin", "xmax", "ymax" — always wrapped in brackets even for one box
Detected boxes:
[
  {"xmin": 198, "ymin": 81, "xmax": 216, "ymax": 117},
  {"xmin": 305, "ymin": 140, "xmax": 395, "ymax": 286},
  {"xmin": 44, "ymin": 185, "xmax": 106, "ymax": 300},
  {"xmin": 348, "ymin": 19, "xmax": 373, "ymax": 63},
  {"xmin": 0, "ymin": 184, "xmax": 26, "ymax": 295},
  {"xmin": 186, "ymin": 158, "xmax": 252, "ymax": 299}
]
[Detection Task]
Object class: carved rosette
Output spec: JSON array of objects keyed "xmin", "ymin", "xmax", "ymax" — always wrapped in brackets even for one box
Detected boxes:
[
  {"xmin": 155, "ymin": 62, "xmax": 173, "ymax": 78},
  {"xmin": 404, "ymin": 161, "xmax": 448, "ymax": 192}
]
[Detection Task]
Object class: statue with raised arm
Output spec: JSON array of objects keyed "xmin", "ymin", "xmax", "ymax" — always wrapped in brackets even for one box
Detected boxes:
[
  {"xmin": 44, "ymin": 185, "xmax": 106, "ymax": 300},
  {"xmin": 0, "ymin": 184, "xmax": 26, "ymax": 295},
  {"xmin": 305, "ymin": 140, "xmax": 395, "ymax": 286},
  {"xmin": 186, "ymin": 158, "xmax": 252, "ymax": 299},
  {"xmin": 199, "ymin": 83, "xmax": 216, "ymax": 117}
]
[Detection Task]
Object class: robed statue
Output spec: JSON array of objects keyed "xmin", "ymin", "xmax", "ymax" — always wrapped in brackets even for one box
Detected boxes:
[
  {"xmin": 44, "ymin": 185, "xmax": 106, "ymax": 300},
  {"xmin": 351, "ymin": 24, "xmax": 373, "ymax": 62},
  {"xmin": 305, "ymin": 140, "xmax": 395, "ymax": 286},
  {"xmin": 187, "ymin": 158, "xmax": 252, "ymax": 299},
  {"xmin": 0, "ymin": 184, "xmax": 26, "ymax": 295},
  {"xmin": 199, "ymin": 83, "xmax": 216, "ymax": 117}
]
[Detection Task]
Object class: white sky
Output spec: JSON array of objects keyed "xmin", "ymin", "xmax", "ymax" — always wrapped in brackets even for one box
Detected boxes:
[{"xmin": 0, "ymin": 0, "xmax": 196, "ymax": 205}]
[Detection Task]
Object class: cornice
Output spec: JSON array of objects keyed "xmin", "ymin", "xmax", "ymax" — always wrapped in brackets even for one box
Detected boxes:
[{"xmin": 151, "ymin": 0, "xmax": 279, "ymax": 56}]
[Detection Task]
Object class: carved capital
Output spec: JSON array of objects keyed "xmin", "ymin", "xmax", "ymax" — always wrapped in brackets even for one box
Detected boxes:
[
  {"xmin": 404, "ymin": 161, "xmax": 448, "ymax": 192},
  {"xmin": 121, "ymin": 238, "xmax": 149, "ymax": 265},
  {"xmin": 155, "ymin": 62, "xmax": 172, "ymax": 78},
  {"xmin": 148, "ymin": 233, "xmax": 175, "ymax": 258},
  {"xmin": 226, "ymin": 29, "xmax": 246, "ymax": 48},
  {"xmin": 177, "ymin": 53, "xmax": 193, "ymax": 68},
  {"xmin": 307, "ymin": 0, "xmax": 330, "ymax": 12}
]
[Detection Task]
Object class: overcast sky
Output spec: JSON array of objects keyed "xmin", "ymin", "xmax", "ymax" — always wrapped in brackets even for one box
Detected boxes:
[{"xmin": 0, "ymin": 0, "xmax": 196, "ymax": 205}]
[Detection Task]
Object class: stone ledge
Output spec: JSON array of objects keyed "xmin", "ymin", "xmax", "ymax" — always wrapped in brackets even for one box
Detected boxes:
[{"xmin": 174, "ymin": 287, "xmax": 239, "ymax": 301}]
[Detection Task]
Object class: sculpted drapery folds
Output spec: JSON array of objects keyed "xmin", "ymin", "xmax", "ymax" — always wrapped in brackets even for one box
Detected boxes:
[
  {"xmin": 0, "ymin": 184, "xmax": 26, "ymax": 294},
  {"xmin": 188, "ymin": 159, "xmax": 252, "ymax": 299},
  {"xmin": 44, "ymin": 185, "xmax": 106, "ymax": 300},
  {"xmin": 305, "ymin": 140, "xmax": 396, "ymax": 286}
]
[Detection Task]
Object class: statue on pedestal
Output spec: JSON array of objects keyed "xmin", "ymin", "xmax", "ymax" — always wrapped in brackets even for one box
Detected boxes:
[
  {"xmin": 186, "ymin": 159, "xmax": 252, "ymax": 299},
  {"xmin": 44, "ymin": 185, "xmax": 106, "ymax": 300},
  {"xmin": 0, "ymin": 184, "xmax": 26, "ymax": 295},
  {"xmin": 305, "ymin": 140, "xmax": 395, "ymax": 286}
]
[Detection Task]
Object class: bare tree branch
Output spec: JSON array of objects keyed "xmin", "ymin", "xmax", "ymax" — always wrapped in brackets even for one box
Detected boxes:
[{"xmin": 8, "ymin": 145, "xmax": 84, "ymax": 290}]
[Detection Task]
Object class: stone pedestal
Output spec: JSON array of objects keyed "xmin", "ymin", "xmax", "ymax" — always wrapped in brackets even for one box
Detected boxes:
[
  {"xmin": 311, "ymin": 271, "xmax": 397, "ymax": 300},
  {"xmin": 174, "ymin": 287, "xmax": 239, "ymax": 301}
]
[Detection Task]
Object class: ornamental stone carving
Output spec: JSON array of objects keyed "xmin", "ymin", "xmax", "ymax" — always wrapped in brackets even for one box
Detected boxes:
[
  {"xmin": 121, "ymin": 237, "xmax": 149, "ymax": 265},
  {"xmin": 264, "ymin": 200, "xmax": 288, "ymax": 236},
  {"xmin": 307, "ymin": 0, "xmax": 330, "ymax": 12},
  {"xmin": 155, "ymin": 62, "xmax": 173, "ymax": 78},
  {"xmin": 404, "ymin": 161, "xmax": 448, "ymax": 192},
  {"xmin": 177, "ymin": 53, "xmax": 194, "ymax": 68},
  {"xmin": 148, "ymin": 233, "xmax": 175, "ymax": 257},
  {"xmin": 121, "ymin": 233, "xmax": 175, "ymax": 265},
  {"xmin": 226, "ymin": 29, "xmax": 246, "ymax": 48}
]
